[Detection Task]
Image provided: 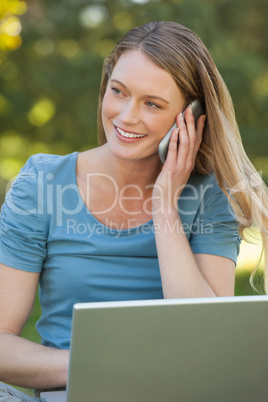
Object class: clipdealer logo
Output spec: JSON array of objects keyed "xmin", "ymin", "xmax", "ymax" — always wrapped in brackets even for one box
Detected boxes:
[
  {"xmin": 65, "ymin": 218, "xmax": 214, "ymax": 239},
  {"xmin": 4, "ymin": 169, "xmax": 247, "ymax": 233}
]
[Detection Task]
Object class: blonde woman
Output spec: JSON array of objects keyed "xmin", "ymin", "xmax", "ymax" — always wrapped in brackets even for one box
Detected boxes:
[{"xmin": 0, "ymin": 21, "xmax": 267, "ymax": 400}]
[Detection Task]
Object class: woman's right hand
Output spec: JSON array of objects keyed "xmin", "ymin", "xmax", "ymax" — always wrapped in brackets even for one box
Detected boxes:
[{"xmin": 153, "ymin": 107, "xmax": 205, "ymax": 216}]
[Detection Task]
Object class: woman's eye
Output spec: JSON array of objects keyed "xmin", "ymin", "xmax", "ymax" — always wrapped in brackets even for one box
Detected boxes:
[
  {"xmin": 146, "ymin": 101, "xmax": 161, "ymax": 109},
  {"xmin": 111, "ymin": 87, "xmax": 123, "ymax": 95}
]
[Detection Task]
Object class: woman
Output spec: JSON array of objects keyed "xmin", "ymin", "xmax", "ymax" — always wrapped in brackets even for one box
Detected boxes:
[{"xmin": 0, "ymin": 21, "xmax": 267, "ymax": 400}]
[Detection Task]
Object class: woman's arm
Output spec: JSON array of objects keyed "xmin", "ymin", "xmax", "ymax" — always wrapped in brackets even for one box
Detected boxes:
[
  {"xmin": 153, "ymin": 107, "xmax": 235, "ymax": 298},
  {"xmin": 153, "ymin": 210, "xmax": 235, "ymax": 298},
  {"xmin": 0, "ymin": 263, "xmax": 69, "ymax": 389}
]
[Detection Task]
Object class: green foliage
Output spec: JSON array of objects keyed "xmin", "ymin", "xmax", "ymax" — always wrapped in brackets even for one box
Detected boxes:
[
  {"xmin": 235, "ymin": 268, "xmax": 264, "ymax": 296},
  {"xmin": 0, "ymin": 0, "xmax": 27, "ymax": 54},
  {"xmin": 0, "ymin": 0, "xmax": 267, "ymax": 200}
]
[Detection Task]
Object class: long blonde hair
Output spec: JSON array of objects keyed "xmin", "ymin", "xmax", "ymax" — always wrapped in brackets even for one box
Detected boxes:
[{"xmin": 97, "ymin": 21, "xmax": 268, "ymax": 292}]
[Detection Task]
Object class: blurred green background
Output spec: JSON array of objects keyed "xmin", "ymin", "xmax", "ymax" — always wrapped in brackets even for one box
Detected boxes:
[
  {"xmin": 0, "ymin": 0, "xmax": 268, "ymax": 202},
  {"xmin": 0, "ymin": 1, "xmax": 267, "ymax": 394}
]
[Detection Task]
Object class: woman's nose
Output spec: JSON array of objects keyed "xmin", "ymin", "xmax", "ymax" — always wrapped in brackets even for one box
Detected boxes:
[{"xmin": 119, "ymin": 100, "xmax": 139, "ymax": 125}]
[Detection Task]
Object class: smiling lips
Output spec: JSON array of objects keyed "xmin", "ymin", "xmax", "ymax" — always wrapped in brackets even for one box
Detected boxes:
[{"xmin": 116, "ymin": 125, "xmax": 146, "ymax": 139}]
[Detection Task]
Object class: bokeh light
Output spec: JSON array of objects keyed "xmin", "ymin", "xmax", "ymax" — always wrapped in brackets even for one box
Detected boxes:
[
  {"xmin": 28, "ymin": 98, "xmax": 56, "ymax": 127},
  {"xmin": 79, "ymin": 5, "xmax": 109, "ymax": 29}
]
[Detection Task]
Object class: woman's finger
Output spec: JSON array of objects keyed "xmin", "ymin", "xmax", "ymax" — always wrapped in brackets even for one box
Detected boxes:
[
  {"xmin": 194, "ymin": 114, "xmax": 206, "ymax": 153},
  {"xmin": 184, "ymin": 106, "xmax": 197, "ymax": 158},
  {"xmin": 165, "ymin": 125, "xmax": 180, "ymax": 165},
  {"xmin": 176, "ymin": 111, "xmax": 191, "ymax": 167}
]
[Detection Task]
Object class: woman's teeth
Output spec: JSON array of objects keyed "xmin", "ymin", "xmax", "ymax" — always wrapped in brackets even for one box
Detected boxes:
[{"xmin": 117, "ymin": 127, "xmax": 145, "ymax": 138}]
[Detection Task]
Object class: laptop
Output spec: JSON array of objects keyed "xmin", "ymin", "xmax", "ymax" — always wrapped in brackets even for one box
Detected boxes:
[{"xmin": 41, "ymin": 295, "xmax": 268, "ymax": 402}]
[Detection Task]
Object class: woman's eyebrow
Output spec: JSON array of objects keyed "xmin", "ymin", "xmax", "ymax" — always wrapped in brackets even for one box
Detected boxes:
[{"xmin": 109, "ymin": 79, "xmax": 170, "ymax": 104}]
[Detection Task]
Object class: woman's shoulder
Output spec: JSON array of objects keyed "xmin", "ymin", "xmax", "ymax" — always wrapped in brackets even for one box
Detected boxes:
[
  {"xmin": 185, "ymin": 172, "xmax": 220, "ymax": 198},
  {"xmin": 21, "ymin": 152, "xmax": 78, "ymax": 173},
  {"xmin": 187, "ymin": 171, "xmax": 217, "ymax": 186},
  {"xmin": 15, "ymin": 152, "xmax": 78, "ymax": 187},
  {"xmin": 183, "ymin": 172, "xmax": 233, "ymax": 213},
  {"xmin": 6, "ymin": 152, "xmax": 79, "ymax": 207}
]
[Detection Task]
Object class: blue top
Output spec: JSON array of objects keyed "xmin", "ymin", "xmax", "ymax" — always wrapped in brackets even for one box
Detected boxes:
[{"xmin": 0, "ymin": 152, "xmax": 240, "ymax": 349}]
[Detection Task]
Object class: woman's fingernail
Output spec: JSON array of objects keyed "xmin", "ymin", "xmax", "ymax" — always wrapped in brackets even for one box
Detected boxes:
[{"xmin": 203, "ymin": 115, "xmax": 207, "ymax": 123}]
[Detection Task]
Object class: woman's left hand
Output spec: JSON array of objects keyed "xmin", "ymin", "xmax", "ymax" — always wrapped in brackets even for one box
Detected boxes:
[{"xmin": 152, "ymin": 106, "xmax": 206, "ymax": 215}]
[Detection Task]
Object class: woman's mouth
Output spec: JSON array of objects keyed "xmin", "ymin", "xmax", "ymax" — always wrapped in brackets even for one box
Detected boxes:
[{"xmin": 115, "ymin": 125, "xmax": 146, "ymax": 139}]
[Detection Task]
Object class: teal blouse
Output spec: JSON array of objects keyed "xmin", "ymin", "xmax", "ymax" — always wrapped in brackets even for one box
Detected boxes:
[{"xmin": 0, "ymin": 152, "xmax": 241, "ymax": 349}]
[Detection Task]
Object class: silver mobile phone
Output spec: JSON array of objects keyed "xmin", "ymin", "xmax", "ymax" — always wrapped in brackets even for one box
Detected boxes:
[{"xmin": 158, "ymin": 99, "xmax": 204, "ymax": 164}]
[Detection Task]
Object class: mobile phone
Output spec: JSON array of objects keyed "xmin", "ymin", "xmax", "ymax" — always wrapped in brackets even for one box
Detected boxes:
[{"xmin": 158, "ymin": 99, "xmax": 204, "ymax": 164}]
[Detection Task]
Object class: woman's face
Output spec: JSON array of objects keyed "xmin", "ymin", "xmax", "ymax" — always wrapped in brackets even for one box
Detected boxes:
[{"xmin": 102, "ymin": 50, "xmax": 186, "ymax": 162}]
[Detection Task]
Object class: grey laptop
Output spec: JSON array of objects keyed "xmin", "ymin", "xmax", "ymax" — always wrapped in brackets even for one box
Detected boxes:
[{"xmin": 41, "ymin": 295, "xmax": 268, "ymax": 402}]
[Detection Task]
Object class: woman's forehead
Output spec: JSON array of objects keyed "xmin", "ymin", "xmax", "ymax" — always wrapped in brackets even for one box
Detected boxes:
[{"xmin": 110, "ymin": 50, "xmax": 181, "ymax": 96}]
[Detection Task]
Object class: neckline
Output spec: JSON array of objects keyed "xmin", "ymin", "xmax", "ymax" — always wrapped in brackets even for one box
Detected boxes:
[{"xmin": 71, "ymin": 151, "xmax": 154, "ymax": 234}]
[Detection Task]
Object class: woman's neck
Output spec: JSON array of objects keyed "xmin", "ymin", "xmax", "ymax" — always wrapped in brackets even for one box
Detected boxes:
[
  {"xmin": 89, "ymin": 144, "xmax": 163, "ymax": 192},
  {"xmin": 77, "ymin": 145, "xmax": 163, "ymax": 228}
]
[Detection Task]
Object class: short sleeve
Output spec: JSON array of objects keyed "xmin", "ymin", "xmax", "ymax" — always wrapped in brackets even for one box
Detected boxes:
[
  {"xmin": 0, "ymin": 155, "xmax": 48, "ymax": 272},
  {"xmin": 189, "ymin": 177, "xmax": 241, "ymax": 265}
]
